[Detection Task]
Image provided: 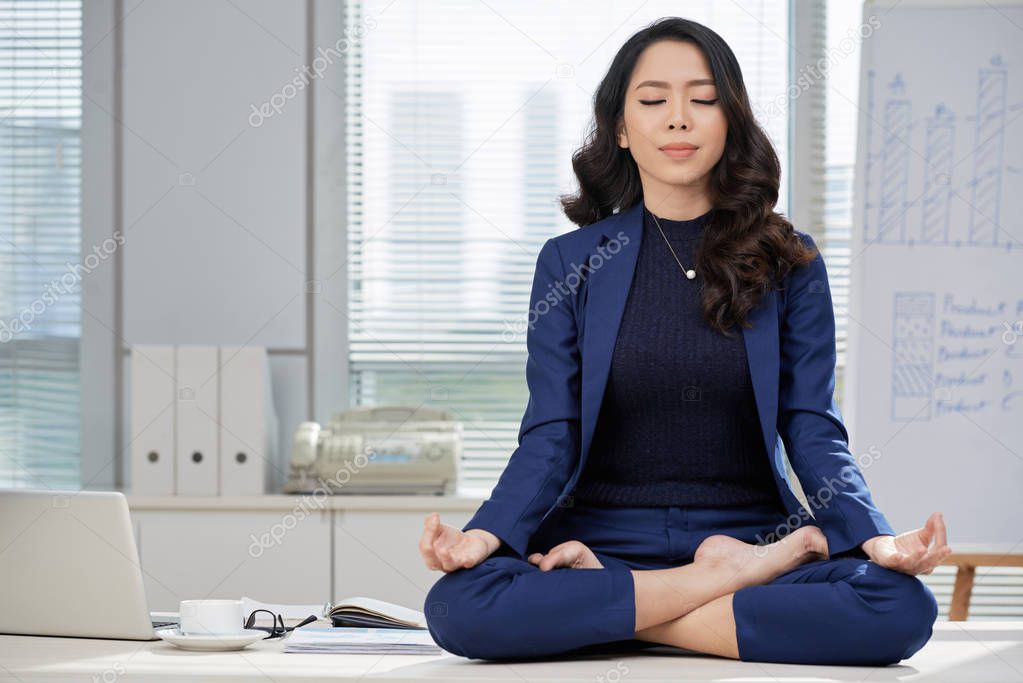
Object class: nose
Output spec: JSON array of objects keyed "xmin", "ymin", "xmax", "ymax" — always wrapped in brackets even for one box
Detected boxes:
[{"xmin": 668, "ymin": 94, "xmax": 688, "ymax": 129}]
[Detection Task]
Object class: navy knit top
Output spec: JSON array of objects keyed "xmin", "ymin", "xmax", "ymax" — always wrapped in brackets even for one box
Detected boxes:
[{"xmin": 571, "ymin": 206, "xmax": 785, "ymax": 510}]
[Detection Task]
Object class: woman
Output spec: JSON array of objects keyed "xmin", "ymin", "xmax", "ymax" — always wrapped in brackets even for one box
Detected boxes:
[{"xmin": 419, "ymin": 17, "xmax": 951, "ymax": 665}]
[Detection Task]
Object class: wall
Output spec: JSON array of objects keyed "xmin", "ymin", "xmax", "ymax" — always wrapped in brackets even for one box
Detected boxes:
[{"xmin": 81, "ymin": 0, "xmax": 348, "ymax": 492}]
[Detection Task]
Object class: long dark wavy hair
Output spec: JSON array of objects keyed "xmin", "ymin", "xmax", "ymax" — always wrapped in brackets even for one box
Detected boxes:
[{"xmin": 560, "ymin": 17, "xmax": 817, "ymax": 336}]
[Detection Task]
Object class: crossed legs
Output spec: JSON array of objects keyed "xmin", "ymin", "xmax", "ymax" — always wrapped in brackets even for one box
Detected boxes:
[
  {"xmin": 635, "ymin": 554, "xmax": 939, "ymax": 665},
  {"xmin": 424, "ymin": 526, "xmax": 937, "ymax": 664}
]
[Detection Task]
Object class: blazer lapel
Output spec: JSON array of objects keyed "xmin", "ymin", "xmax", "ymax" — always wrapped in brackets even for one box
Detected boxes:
[
  {"xmin": 579, "ymin": 200, "xmax": 645, "ymax": 467},
  {"xmin": 742, "ymin": 287, "xmax": 781, "ymax": 474}
]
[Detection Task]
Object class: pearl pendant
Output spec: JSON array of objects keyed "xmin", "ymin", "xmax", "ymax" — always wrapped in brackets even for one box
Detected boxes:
[{"xmin": 685, "ymin": 269, "xmax": 696, "ymax": 279}]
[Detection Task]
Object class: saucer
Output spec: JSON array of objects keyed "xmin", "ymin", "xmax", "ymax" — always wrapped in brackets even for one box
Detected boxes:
[{"xmin": 155, "ymin": 627, "xmax": 268, "ymax": 651}]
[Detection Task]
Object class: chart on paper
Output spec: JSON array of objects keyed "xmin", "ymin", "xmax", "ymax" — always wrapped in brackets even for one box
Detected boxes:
[{"xmin": 845, "ymin": 1, "xmax": 1023, "ymax": 545}]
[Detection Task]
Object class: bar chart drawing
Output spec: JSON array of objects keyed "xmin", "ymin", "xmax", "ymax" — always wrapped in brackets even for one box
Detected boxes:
[
  {"xmin": 861, "ymin": 56, "xmax": 1017, "ymax": 250},
  {"xmin": 921, "ymin": 105, "xmax": 955, "ymax": 245},
  {"xmin": 878, "ymin": 73, "xmax": 912, "ymax": 245},
  {"xmin": 891, "ymin": 292, "xmax": 935, "ymax": 422},
  {"xmin": 969, "ymin": 55, "xmax": 1007, "ymax": 247}
]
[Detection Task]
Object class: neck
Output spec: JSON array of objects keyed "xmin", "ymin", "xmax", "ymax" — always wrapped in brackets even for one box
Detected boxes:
[{"xmin": 641, "ymin": 181, "xmax": 712, "ymax": 221}]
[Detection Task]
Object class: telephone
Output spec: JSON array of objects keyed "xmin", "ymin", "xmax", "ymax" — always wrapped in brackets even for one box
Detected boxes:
[{"xmin": 283, "ymin": 405, "xmax": 460, "ymax": 495}]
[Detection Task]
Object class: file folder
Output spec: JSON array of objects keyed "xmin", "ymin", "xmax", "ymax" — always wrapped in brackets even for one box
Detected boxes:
[
  {"xmin": 175, "ymin": 345, "xmax": 219, "ymax": 495},
  {"xmin": 218, "ymin": 346, "xmax": 278, "ymax": 495},
  {"xmin": 129, "ymin": 345, "xmax": 176, "ymax": 495}
]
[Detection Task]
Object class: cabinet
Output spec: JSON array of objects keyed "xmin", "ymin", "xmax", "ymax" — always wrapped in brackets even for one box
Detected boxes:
[
  {"xmin": 127, "ymin": 495, "xmax": 481, "ymax": 613},
  {"xmin": 132, "ymin": 509, "xmax": 332, "ymax": 611},
  {"xmin": 334, "ymin": 510, "xmax": 472, "ymax": 610}
]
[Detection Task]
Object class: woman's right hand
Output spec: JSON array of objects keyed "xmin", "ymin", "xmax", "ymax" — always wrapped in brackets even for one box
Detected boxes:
[{"xmin": 420, "ymin": 511, "xmax": 500, "ymax": 572}]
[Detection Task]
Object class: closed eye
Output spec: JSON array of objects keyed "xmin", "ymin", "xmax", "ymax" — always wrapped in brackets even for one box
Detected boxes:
[{"xmin": 639, "ymin": 99, "xmax": 718, "ymax": 105}]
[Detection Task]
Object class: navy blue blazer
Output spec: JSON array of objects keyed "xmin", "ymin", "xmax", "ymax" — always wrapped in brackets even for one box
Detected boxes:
[{"xmin": 463, "ymin": 198, "xmax": 895, "ymax": 559}]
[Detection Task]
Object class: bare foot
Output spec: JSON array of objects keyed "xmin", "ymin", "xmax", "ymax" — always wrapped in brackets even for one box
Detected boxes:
[
  {"xmin": 528, "ymin": 540, "xmax": 605, "ymax": 570},
  {"xmin": 693, "ymin": 525, "xmax": 829, "ymax": 591}
]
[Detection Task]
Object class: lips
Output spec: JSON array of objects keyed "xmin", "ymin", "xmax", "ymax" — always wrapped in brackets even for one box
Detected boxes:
[{"xmin": 660, "ymin": 143, "xmax": 698, "ymax": 159}]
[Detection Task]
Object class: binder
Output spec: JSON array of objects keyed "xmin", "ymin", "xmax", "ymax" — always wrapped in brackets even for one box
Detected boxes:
[
  {"xmin": 218, "ymin": 346, "xmax": 278, "ymax": 495},
  {"xmin": 129, "ymin": 345, "xmax": 176, "ymax": 495},
  {"xmin": 174, "ymin": 345, "xmax": 220, "ymax": 495}
]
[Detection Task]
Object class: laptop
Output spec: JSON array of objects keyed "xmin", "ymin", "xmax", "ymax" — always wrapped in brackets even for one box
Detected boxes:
[{"xmin": 0, "ymin": 488, "xmax": 180, "ymax": 640}]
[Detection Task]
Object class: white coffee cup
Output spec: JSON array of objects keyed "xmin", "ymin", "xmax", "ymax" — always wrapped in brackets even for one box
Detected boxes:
[{"xmin": 178, "ymin": 599, "xmax": 245, "ymax": 636}]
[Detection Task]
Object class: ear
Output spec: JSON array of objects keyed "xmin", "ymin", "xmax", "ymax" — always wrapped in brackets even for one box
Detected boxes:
[{"xmin": 617, "ymin": 119, "xmax": 628, "ymax": 149}]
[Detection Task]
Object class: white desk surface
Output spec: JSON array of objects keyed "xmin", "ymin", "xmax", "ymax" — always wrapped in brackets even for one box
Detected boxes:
[{"xmin": 1, "ymin": 621, "xmax": 1021, "ymax": 682}]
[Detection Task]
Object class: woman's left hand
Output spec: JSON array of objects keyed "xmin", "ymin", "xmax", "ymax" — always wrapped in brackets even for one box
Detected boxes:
[
  {"xmin": 528, "ymin": 540, "xmax": 604, "ymax": 570},
  {"xmin": 860, "ymin": 511, "xmax": 952, "ymax": 576}
]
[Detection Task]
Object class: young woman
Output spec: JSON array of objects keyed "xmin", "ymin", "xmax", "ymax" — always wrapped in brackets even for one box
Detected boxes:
[{"xmin": 418, "ymin": 17, "xmax": 951, "ymax": 665}]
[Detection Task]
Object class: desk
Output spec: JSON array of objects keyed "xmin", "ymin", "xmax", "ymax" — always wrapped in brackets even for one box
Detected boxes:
[
  {"xmin": 939, "ymin": 551, "xmax": 1023, "ymax": 620},
  {"xmin": 1, "ymin": 622, "xmax": 1021, "ymax": 682}
]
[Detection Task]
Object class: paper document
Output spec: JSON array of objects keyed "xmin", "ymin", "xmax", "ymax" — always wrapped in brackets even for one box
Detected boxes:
[{"xmin": 284, "ymin": 626, "xmax": 441, "ymax": 654}]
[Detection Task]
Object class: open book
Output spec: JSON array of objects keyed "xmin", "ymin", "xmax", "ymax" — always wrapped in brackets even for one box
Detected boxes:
[
  {"xmin": 327, "ymin": 596, "xmax": 426, "ymax": 630},
  {"xmin": 241, "ymin": 595, "xmax": 426, "ymax": 630}
]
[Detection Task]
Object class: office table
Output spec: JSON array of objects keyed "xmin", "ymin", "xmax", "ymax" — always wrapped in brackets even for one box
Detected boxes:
[{"xmin": 1, "ymin": 621, "xmax": 1021, "ymax": 682}]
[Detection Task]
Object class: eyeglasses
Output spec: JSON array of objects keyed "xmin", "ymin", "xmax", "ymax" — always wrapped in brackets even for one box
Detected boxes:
[{"xmin": 244, "ymin": 609, "xmax": 318, "ymax": 639}]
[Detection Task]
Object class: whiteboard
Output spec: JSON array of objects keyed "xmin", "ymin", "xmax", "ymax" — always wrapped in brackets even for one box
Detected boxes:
[{"xmin": 844, "ymin": 0, "xmax": 1023, "ymax": 545}]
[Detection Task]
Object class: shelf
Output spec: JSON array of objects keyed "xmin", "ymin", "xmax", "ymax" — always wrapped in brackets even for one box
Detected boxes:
[{"xmin": 126, "ymin": 493, "xmax": 485, "ymax": 512}]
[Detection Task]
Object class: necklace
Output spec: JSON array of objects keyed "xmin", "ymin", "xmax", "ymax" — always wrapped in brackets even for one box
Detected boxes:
[{"xmin": 649, "ymin": 209, "xmax": 700, "ymax": 280}]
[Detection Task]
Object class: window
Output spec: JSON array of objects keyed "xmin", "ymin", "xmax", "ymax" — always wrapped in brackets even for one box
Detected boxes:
[
  {"xmin": 823, "ymin": 0, "xmax": 866, "ymax": 393},
  {"xmin": 0, "ymin": 0, "xmax": 82, "ymax": 488},
  {"xmin": 344, "ymin": 1, "xmax": 792, "ymax": 493}
]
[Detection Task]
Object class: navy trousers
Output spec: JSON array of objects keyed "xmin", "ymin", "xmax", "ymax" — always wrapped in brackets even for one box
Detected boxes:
[{"xmin": 424, "ymin": 500, "xmax": 938, "ymax": 664}]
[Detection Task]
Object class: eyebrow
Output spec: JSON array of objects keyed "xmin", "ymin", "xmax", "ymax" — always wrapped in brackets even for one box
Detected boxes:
[{"xmin": 634, "ymin": 78, "xmax": 716, "ymax": 90}]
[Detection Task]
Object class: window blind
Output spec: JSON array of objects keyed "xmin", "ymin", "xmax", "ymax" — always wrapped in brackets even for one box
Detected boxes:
[
  {"xmin": 824, "ymin": 0, "xmax": 871, "ymax": 393},
  {"xmin": 344, "ymin": 1, "xmax": 792, "ymax": 494},
  {"xmin": 0, "ymin": 0, "xmax": 82, "ymax": 488},
  {"xmin": 824, "ymin": 163, "xmax": 854, "ymax": 368}
]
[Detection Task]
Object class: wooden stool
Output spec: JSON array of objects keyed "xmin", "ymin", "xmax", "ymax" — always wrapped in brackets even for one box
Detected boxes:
[{"xmin": 940, "ymin": 552, "xmax": 1023, "ymax": 620}]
